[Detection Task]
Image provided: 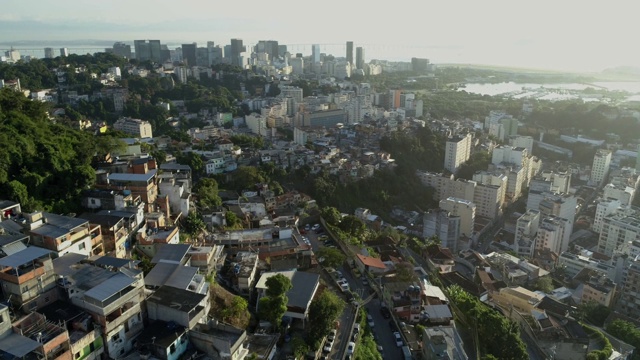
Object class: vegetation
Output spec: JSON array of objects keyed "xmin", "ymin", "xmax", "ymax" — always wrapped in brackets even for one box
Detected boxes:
[
  {"xmin": 0, "ymin": 88, "xmax": 106, "ymax": 213},
  {"xmin": 181, "ymin": 211, "xmax": 206, "ymax": 239},
  {"xmin": 584, "ymin": 324, "xmax": 614, "ymax": 360},
  {"xmin": 320, "ymin": 206, "xmax": 342, "ymax": 226},
  {"xmin": 456, "ymin": 151, "xmax": 491, "ymax": 180},
  {"xmin": 316, "ymin": 248, "xmax": 346, "ymax": 268},
  {"xmin": 605, "ymin": 319, "xmax": 640, "ymax": 359},
  {"xmin": 354, "ymin": 333, "xmax": 382, "ymax": 360},
  {"xmin": 193, "ymin": 178, "xmax": 222, "ymax": 211},
  {"xmin": 258, "ymin": 274, "xmax": 292, "ymax": 330},
  {"xmin": 307, "ymin": 291, "xmax": 345, "ymax": 348},
  {"xmin": 445, "ymin": 285, "xmax": 527, "ymax": 359},
  {"xmin": 219, "ymin": 296, "xmax": 249, "ymax": 324},
  {"xmin": 209, "ymin": 283, "xmax": 251, "ymax": 329},
  {"xmin": 532, "ymin": 276, "xmax": 554, "ymax": 293},
  {"xmin": 576, "ymin": 301, "xmax": 611, "ymax": 327}
]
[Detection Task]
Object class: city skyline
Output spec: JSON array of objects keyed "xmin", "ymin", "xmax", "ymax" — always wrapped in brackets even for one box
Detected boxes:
[{"xmin": 0, "ymin": 0, "xmax": 638, "ymax": 72}]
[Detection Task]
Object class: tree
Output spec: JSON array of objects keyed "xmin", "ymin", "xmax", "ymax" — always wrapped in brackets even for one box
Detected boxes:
[
  {"xmin": 258, "ymin": 295, "xmax": 288, "ymax": 330},
  {"xmin": 533, "ymin": 276, "xmax": 553, "ymax": 293},
  {"xmin": 321, "ymin": 206, "xmax": 342, "ymax": 226},
  {"xmin": 193, "ymin": 178, "xmax": 222, "ymax": 211},
  {"xmin": 176, "ymin": 152, "xmax": 205, "ymax": 174},
  {"xmin": 308, "ymin": 291, "xmax": 345, "ymax": 348},
  {"xmin": 606, "ymin": 319, "xmax": 640, "ymax": 353},
  {"xmin": 316, "ymin": 248, "xmax": 346, "ymax": 268},
  {"xmin": 265, "ymin": 274, "xmax": 293, "ymax": 298},
  {"xmin": 577, "ymin": 301, "xmax": 611, "ymax": 327},
  {"xmin": 221, "ymin": 296, "xmax": 249, "ymax": 323},
  {"xmin": 395, "ymin": 262, "xmax": 418, "ymax": 282},
  {"xmin": 225, "ymin": 211, "xmax": 243, "ymax": 230},
  {"xmin": 182, "ymin": 211, "xmax": 205, "ymax": 239},
  {"xmin": 338, "ymin": 215, "xmax": 366, "ymax": 238}
]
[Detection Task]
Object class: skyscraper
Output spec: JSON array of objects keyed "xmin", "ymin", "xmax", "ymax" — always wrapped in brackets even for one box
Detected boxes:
[
  {"xmin": 112, "ymin": 42, "xmax": 132, "ymax": 59},
  {"xmin": 44, "ymin": 48, "xmax": 55, "ymax": 59},
  {"xmin": 148, "ymin": 40, "xmax": 162, "ymax": 62},
  {"xmin": 60, "ymin": 48, "xmax": 69, "ymax": 57},
  {"xmin": 181, "ymin": 43, "xmax": 197, "ymax": 67},
  {"xmin": 134, "ymin": 40, "xmax": 150, "ymax": 61},
  {"xmin": 356, "ymin": 47, "xmax": 365, "ymax": 69},
  {"xmin": 312, "ymin": 44, "xmax": 320, "ymax": 63},
  {"xmin": 444, "ymin": 134, "xmax": 472, "ymax": 174},
  {"xmin": 230, "ymin": 39, "xmax": 244, "ymax": 66},
  {"xmin": 591, "ymin": 149, "xmax": 612, "ymax": 186},
  {"xmin": 346, "ymin": 41, "xmax": 353, "ymax": 66}
]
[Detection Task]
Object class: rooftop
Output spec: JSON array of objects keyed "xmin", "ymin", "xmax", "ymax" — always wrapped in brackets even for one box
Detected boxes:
[
  {"xmin": 151, "ymin": 243, "xmax": 191, "ymax": 264},
  {"xmin": 0, "ymin": 246, "xmax": 51, "ymax": 268},
  {"xmin": 144, "ymin": 262, "xmax": 198, "ymax": 289},
  {"xmin": 136, "ymin": 321, "xmax": 186, "ymax": 348},
  {"xmin": 107, "ymin": 169, "xmax": 157, "ymax": 183},
  {"xmin": 147, "ymin": 285, "xmax": 205, "ymax": 313}
]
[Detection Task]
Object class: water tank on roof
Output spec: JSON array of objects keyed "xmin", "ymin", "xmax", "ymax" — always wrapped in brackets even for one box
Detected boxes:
[{"xmin": 123, "ymin": 190, "xmax": 131, "ymax": 195}]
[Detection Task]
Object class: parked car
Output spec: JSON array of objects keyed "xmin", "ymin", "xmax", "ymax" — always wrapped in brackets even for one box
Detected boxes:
[
  {"xmin": 304, "ymin": 224, "xmax": 311, "ymax": 231},
  {"xmin": 353, "ymin": 323, "xmax": 361, "ymax": 334},
  {"xmin": 323, "ymin": 338, "xmax": 334, "ymax": 353},
  {"xmin": 347, "ymin": 342, "xmax": 356, "ymax": 355},
  {"xmin": 380, "ymin": 307, "xmax": 391, "ymax": 319},
  {"xmin": 312, "ymin": 224, "xmax": 321, "ymax": 231},
  {"xmin": 393, "ymin": 332, "xmax": 403, "ymax": 347},
  {"xmin": 377, "ymin": 345, "xmax": 384, "ymax": 357}
]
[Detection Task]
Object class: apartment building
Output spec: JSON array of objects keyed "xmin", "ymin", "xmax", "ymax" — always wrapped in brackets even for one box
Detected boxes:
[
  {"xmin": 591, "ymin": 149, "xmax": 612, "ymax": 186},
  {"xmin": 0, "ymin": 247, "xmax": 58, "ymax": 312},
  {"xmin": 618, "ymin": 260, "xmax": 640, "ymax": 319},
  {"xmin": 598, "ymin": 207, "xmax": 640, "ymax": 256},
  {"xmin": 593, "ymin": 198, "xmax": 622, "ymax": 234},
  {"xmin": 515, "ymin": 210, "xmax": 540, "ymax": 258},
  {"xmin": 444, "ymin": 134, "xmax": 472, "ymax": 173},
  {"xmin": 536, "ymin": 216, "xmax": 569, "ymax": 255},
  {"xmin": 423, "ymin": 209, "xmax": 461, "ymax": 253},
  {"xmin": 603, "ymin": 183, "xmax": 635, "ymax": 206},
  {"xmin": 26, "ymin": 212, "xmax": 102, "ymax": 258},
  {"xmin": 439, "ymin": 197, "xmax": 475, "ymax": 239},
  {"xmin": 113, "ymin": 117, "xmax": 153, "ymax": 138}
]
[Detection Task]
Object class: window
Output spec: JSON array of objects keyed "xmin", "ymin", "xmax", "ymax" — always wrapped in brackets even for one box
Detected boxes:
[
  {"xmin": 170, "ymin": 344, "xmax": 176, "ymax": 354},
  {"xmin": 79, "ymin": 243, "xmax": 86, "ymax": 250},
  {"xmin": 75, "ymin": 353, "xmax": 80, "ymax": 359}
]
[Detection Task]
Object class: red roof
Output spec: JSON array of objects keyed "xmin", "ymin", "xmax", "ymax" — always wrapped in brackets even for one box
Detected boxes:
[{"xmin": 356, "ymin": 254, "xmax": 387, "ymax": 269}]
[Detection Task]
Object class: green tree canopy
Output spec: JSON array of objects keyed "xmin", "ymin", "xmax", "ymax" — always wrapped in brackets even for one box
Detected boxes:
[
  {"xmin": 193, "ymin": 178, "xmax": 222, "ymax": 211},
  {"xmin": 176, "ymin": 152, "xmax": 204, "ymax": 174},
  {"xmin": 316, "ymin": 248, "xmax": 346, "ymax": 269},
  {"xmin": 265, "ymin": 273, "xmax": 293, "ymax": 298},
  {"xmin": 321, "ymin": 206, "xmax": 342, "ymax": 226},
  {"xmin": 182, "ymin": 211, "xmax": 205, "ymax": 238},
  {"xmin": 258, "ymin": 295, "xmax": 288, "ymax": 330},
  {"xmin": 338, "ymin": 215, "xmax": 366, "ymax": 238},
  {"xmin": 308, "ymin": 291, "xmax": 345, "ymax": 348}
]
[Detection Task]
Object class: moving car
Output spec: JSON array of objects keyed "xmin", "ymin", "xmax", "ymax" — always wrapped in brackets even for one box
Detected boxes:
[
  {"xmin": 380, "ymin": 307, "xmax": 391, "ymax": 319},
  {"xmin": 367, "ymin": 314, "xmax": 375, "ymax": 328}
]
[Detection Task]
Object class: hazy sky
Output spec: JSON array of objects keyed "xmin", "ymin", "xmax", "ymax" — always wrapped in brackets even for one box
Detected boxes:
[{"xmin": 1, "ymin": 0, "xmax": 638, "ymax": 72}]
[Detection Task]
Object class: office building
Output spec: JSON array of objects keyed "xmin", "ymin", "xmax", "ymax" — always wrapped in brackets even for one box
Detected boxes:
[
  {"xmin": 134, "ymin": 40, "xmax": 150, "ymax": 61},
  {"xmin": 593, "ymin": 198, "xmax": 622, "ymax": 234},
  {"xmin": 411, "ymin": 57, "xmax": 430, "ymax": 73},
  {"xmin": 346, "ymin": 41, "xmax": 354, "ymax": 66},
  {"xmin": 591, "ymin": 149, "xmax": 612, "ymax": 186},
  {"xmin": 60, "ymin": 48, "xmax": 69, "ymax": 57},
  {"xmin": 312, "ymin": 44, "xmax": 320, "ymax": 63},
  {"xmin": 44, "ymin": 47, "xmax": 55, "ymax": 59},
  {"xmin": 509, "ymin": 135, "xmax": 534, "ymax": 153},
  {"xmin": 439, "ymin": 197, "xmax": 475, "ymax": 238},
  {"xmin": 603, "ymin": 183, "xmax": 635, "ymax": 206},
  {"xmin": 279, "ymin": 86, "xmax": 303, "ymax": 103},
  {"xmin": 230, "ymin": 38, "xmax": 245, "ymax": 66},
  {"xmin": 181, "ymin": 43, "xmax": 197, "ymax": 67},
  {"xmin": 355, "ymin": 47, "xmax": 365, "ymax": 70},
  {"xmin": 148, "ymin": 40, "xmax": 162, "ymax": 62},
  {"xmin": 302, "ymin": 109, "xmax": 347, "ymax": 128},
  {"xmin": 112, "ymin": 42, "xmax": 132, "ymax": 59},
  {"xmin": 444, "ymin": 134, "xmax": 472, "ymax": 173}
]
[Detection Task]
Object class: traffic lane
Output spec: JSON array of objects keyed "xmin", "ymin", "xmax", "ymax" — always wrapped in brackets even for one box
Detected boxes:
[
  {"xmin": 365, "ymin": 298, "xmax": 402, "ymax": 360},
  {"xmin": 340, "ymin": 267, "xmax": 399, "ymax": 360},
  {"xmin": 332, "ymin": 304, "xmax": 357, "ymax": 360}
]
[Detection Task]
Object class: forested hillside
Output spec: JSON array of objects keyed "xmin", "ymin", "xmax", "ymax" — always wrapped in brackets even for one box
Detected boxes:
[{"xmin": 0, "ymin": 88, "xmax": 98, "ymax": 213}]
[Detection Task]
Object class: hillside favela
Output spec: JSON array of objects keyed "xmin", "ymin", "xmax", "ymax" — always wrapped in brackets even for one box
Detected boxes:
[{"xmin": 2, "ymin": 3, "xmax": 640, "ymax": 360}]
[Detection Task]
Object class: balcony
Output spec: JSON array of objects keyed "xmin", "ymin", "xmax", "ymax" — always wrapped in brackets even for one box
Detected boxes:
[
  {"xmin": 105, "ymin": 302, "xmax": 141, "ymax": 334},
  {"xmin": 0, "ymin": 263, "xmax": 46, "ymax": 284}
]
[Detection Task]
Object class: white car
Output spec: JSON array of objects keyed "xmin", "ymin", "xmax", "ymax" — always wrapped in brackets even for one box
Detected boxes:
[
  {"xmin": 347, "ymin": 342, "xmax": 356, "ymax": 355},
  {"xmin": 323, "ymin": 338, "xmax": 333, "ymax": 353},
  {"xmin": 312, "ymin": 224, "xmax": 321, "ymax": 231},
  {"xmin": 367, "ymin": 314, "xmax": 375, "ymax": 328},
  {"xmin": 394, "ymin": 331, "xmax": 403, "ymax": 347}
]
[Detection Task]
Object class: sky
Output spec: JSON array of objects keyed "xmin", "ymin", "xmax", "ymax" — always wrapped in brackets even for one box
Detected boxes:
[{"xmin": 1, "ymin": 0, "xmax": 638, "ymax": 72}]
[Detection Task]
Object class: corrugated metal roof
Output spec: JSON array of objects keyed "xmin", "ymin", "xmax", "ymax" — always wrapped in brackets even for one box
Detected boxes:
[
  {"xmin": 0, "ymin": 333, "xmax": 41, "ymax": 357},
  {"xmin": 108, "ymin": 169, "xmax": 157, "ymax": 183},
  {"xmin": 144, "ymin": 263, "xmax": 197, "ymax": 289},
  {"xmin": 52, "ymin": 253, "xmax": 88, "ymax": 276},
  {"xmin": 1, "ymin": 241, "xmax": 26, "ymax": 256},
  {"xmin": 94, "ymin": 256, "xmax": 132, "ymax": 269},
  {"xmin": 84, "ymin": 274, "xmax": 135, "ymax": 302},
  {"xmin": 151, "ymin": 244, "xmax": 191, "ymax": 264},
  {"xmin": 30, "ymin": 224, "xmax": 68, "ymax": 238},
  {"xmin": 0, "ymin": 246, "xmax": 51, "ymax": 268}
]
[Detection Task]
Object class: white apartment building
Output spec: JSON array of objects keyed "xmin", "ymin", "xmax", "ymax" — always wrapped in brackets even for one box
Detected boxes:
[
  {"xmin": 279, "ymin": 86, "xmax": 303, "ymax": 103},
  {"xmin": 536, "ymin": 216, "xmax": 569, "ymax": 255},
  {"xmin": 509, "ymin": 136, "xmax": 534, "ymax": 154},
  {"xmin": 591, "ymin": 149, "xmax": 612, "ymax": 186},
  {"xmin": 515, "ymin": 210, "xmax": 540, "ymax": 258},
  {"xmin": 444, "ymin": 134, "xmax": 472, "ymax": 173},
  {"xmin": 423, "ymin": 209, "xmax": 461, "ymax": 252},
  {"xmin": 439, "ymin": 197, "xmax": 476, "ymax": 238},
  {"xmin": 492, "ymin": 146, "xmax": 527, "ymax": 167},
  {"xmin": 245, "ymin": 113, "xmax": 268, "ymax": 136},
  {"xmin": 603, "ymin": 183, "xmax": 635, "ymax": 206},
  {"xmin": 540, "ymin": 171, "xmax": 571, "ymax": 194},
  {"xmin": 113, "ymin": 117, "xmax": 153, "ymax": 138},
  {"xmin": 598, "ymin": 207, "xmax": 640, "ymax": 256},
  {"xmin": 558, "ymin": 249, "xmax": 616, "ymax": 280},
  {"xmin": 593, "ymin": 198, "xmax": 622, "ymax": 234}
]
